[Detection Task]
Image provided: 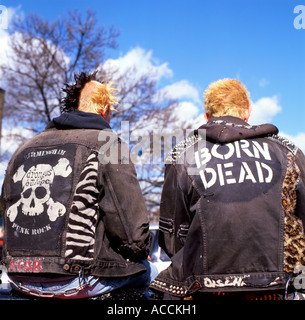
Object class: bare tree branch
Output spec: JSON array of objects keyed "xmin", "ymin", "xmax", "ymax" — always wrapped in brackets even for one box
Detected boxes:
[
  {"xmin": 0, "ymin": 9, "xmax": 119, "ymax": 131},
  {"xmin": 0, "ymin": 9, "xmax": 181, "ymax": 217}
]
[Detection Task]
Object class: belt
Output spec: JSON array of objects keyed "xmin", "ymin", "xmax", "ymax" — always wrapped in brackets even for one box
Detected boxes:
[{"xmin": 9, "ymin": 269, "xmax": 99, "ymax": 298}]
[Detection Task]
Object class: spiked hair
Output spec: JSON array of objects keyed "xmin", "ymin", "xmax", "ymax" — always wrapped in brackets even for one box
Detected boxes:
[
  {"xmin": 61, "ymin": 72, "xmax": 98, "ymax": 113},
  {"xmin": 203, "ymin": 79, "xmax": 250, "ymax": 119},
  {"xmin": 60, "ymin": 72, "xmax": 119, "ymax": 114}
]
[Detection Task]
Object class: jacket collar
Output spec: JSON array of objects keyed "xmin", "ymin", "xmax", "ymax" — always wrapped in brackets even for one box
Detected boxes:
[
  {"xmin": 197, "ymin": 116, "xmax": 279, "ymax": 144},
  {"xmin": 49, "ymin": 110, "xmax": 112, "ymax": 131}
]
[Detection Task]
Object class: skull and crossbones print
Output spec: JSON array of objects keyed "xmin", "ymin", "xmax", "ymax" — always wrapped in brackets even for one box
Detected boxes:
[{"xmin": 7, "ymin": 158, "xmax": 72, "ymax": 223}]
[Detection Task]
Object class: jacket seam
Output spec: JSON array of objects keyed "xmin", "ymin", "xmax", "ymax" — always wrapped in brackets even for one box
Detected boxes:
[{"xmin": 104, "ymin": 171, "xmax": 131, "ymax": 245}]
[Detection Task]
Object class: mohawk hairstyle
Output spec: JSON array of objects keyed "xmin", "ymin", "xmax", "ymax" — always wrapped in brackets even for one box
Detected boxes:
[{"xmin": 60, "ymin": 72, "xmax": 98, "ymax": 113}]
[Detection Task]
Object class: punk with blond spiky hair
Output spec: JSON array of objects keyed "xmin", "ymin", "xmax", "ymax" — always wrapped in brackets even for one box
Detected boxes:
[
  {"xmin": 203, "ymin": 78, "xmax": 251, "ymax": 120},
  {"xmin": 61, "ymin": 72, "xmax": 119, "ymax": 116}
]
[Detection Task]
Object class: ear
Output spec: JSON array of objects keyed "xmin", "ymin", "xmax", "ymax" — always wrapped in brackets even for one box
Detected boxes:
[
  {"xmin": 243, "ymin": 107, "xmax": 251, "ymax": 122},
  {"xmin": 204, "ymin": 112, "xmax": 210, "ymax": 122},
  {"xmin": 101, "ymin": 105, "xmax": 111, "ymax": 123}
]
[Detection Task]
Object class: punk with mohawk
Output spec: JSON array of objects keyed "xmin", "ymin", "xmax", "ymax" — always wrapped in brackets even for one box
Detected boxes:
[
  {"xmin": 61, "ymin": 71, "xmax": 119, "ymax": 116},
  {"xmin": 2, "ymin": 70, "xmax": 156, "ymax": 299},
  {"xmin": 61, "ymin": 72, "xmax": 98, "ymax": 113}
]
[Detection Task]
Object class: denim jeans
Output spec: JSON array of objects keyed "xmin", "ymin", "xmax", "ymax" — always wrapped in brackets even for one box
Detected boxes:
[{"xmin": 9, "ymin": 260, "xmax": 159, "ymax": 299}]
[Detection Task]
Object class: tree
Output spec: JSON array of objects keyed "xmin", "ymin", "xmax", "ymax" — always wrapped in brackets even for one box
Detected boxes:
[
  {"xmin": 0, "ymin": 9, "xmax": 180, "ymax": 218},
  {"xmin": 1, "ymin": 9, "xmax": 119, "ymax": 133},
  {"xmin": 98, "ymin": 58, "xmax": 178, "ymax": 218}
]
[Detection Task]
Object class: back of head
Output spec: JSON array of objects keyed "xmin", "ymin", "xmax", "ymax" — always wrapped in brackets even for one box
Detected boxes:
[
  {"xmin": 78, "ymin": 80, "xmax": 118, "ymax": 116},
  {"xmin": 203, "ymin": 79, "xmax": 250, "ymax": 119},
  {"xmin": 61, "ymin": 72, "xmax": 118, "ymax": 116}
]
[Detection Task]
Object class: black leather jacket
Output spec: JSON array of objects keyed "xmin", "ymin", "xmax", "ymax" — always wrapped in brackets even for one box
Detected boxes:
[
  {"xmin": 150, "ymin": 116, "xmax": 305, "ymax": 298},
  {"xmin": 1, "ymin": 110, "xmax": 150, "ymax": 279}
]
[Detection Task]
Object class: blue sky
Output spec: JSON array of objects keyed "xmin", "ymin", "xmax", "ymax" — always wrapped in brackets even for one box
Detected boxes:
[{"xmin": 1, "ymin": 0, "xmax": 305, "ymax": 148}]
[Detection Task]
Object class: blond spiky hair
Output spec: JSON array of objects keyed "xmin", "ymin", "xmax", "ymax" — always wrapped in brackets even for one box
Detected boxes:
[
  {"xmin": 203, "ymin": 79, "xmax": 250, "ymax": 118},
  {"xmin": 91, "ymin": 81, "xmax": 119, "ymax": 114},
  {"xmin": 79, "ymin": 80, "xmax": 119, "ymax": 115}
]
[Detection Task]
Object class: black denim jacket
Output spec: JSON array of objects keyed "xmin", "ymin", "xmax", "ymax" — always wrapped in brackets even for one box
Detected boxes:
[
  {"xmin": 150, "ymin": 116, "xmax": 305, "ymax": 298},
  {"xmin": 1, "ymin": 111, "xmax": 150, "ymax": 279}
]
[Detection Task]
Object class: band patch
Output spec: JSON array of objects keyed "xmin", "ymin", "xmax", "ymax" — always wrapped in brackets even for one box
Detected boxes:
[{"xmin": 5, "ymin": 145, "xmax": 76, "ymax": 251}]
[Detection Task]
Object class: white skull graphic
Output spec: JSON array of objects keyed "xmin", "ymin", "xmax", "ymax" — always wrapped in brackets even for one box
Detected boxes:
[
  {"xmin": 7, "ymin": 158, "xmax": 72, "ymax": 222},
  {"xmin": 20, "ymin": 164, "xmax": 52, "ymax": 216}
]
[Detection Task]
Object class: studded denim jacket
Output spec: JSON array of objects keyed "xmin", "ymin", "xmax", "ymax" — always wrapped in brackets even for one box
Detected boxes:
[{"xmin": 150, "ymin": 116, "xmax": 305, "ymax": 298}]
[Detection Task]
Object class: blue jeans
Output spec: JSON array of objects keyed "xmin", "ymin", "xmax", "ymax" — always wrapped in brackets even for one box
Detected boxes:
[{"xmin": 9, "ymin": 260, "xmax": 159, "ymax": 299}]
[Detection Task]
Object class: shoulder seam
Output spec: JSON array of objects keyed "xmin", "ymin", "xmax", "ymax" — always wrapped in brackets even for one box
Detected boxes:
[
  {"xmin": 165, "ymin": 133, "xmax": 202, "ymax": 164},
  {"xmin": 267, "ymin": 134, "xmax": 298, "ymax": 155}
]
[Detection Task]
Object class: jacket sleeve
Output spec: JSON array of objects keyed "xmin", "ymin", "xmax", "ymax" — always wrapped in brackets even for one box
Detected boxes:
[
  {"xmin": 296, "ymin": 148, "xmax": 305, "ymax": 227},
  {"xmin": 98, "ymin": 139, "xmax": 150, "ymax": 261},
  {"xmin": 158, "ymin": 163, "xmax": 192, "ymax": 258}
]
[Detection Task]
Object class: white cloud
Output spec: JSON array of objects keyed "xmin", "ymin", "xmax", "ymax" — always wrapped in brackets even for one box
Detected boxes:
[
  {"xmin": 0, "ymin": 19, "xmax": 11, "ymax": 70},
  {"xmin": 248, "ymin": 96, "xmax": 282, "ymax": 125},
  {"xmin": 155, "ymin": 80, "xmax": 202, "ymax": 125},
  {"xmin": 103, "ymin": 48, "xmax": 201, "ymax": 106},
  {"xmin": 171, "ymin": 101, "xmax": 200, "ymax": 124},
  {"xmin": 102, "ymin": 47, "xmax": 202, "ymax": 125},
  {"xmin": 0, "ymin": 5, "xmax": 22, "ymax": 42},
  {"xmin": 103, "ymin": 47, "xmax": 173, "ymax": 83},
  {"xmin": 184, "ymin": 94, "xmax": 284, "ymax": 131},
  {"xmin": 158, "ymin": 80, "xmax": 201, "ymax": 104},
  {"xmin": 1, "ymin": 126, "xmax": 33, "ymax": 153},
  {"xmin": 0, "ymin": 6, "xmax": 17, "ymax": 36},
  {"xmin": 0, "ymin": 125, "xmax": 35, "ymax": 187},
  {"xmin": 0, "ymin": 6, "xmax": 68, "ymax": 89}
]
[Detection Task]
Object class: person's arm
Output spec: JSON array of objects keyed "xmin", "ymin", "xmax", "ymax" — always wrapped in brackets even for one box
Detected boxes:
[
  {"xmin": 158, "ymin": 163, "xmax": 192, "ymax": 258},
  {"xmin": 99, "ymin": 139, "xmax": 150, "ymax": 261}
]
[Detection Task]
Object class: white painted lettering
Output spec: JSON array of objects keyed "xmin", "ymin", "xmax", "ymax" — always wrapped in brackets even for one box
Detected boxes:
[
  {"xmin": 240, "ymin": 140, "xmax": 254, "ymax": 158},
  {"xmin": 238, "ymin": 162, "xmax": 257, "ymax": 183},
  {"xmin": 261, "ymin": 162, "xmax": 273, "ymax": 183},
  {"xmin": 203, "ymin": 275, "xmax": 249, "ymax": 288},
  {"xmin": 253, "ymin": 141, "xmax": 271, "ymax": 160},
  {"xmin": 195, "ymin": 147, "xmax": 211, "ymax": 167},
  {"xmin": 255, "ymin": 161, "xmax": 264, "ymax": 183},
  {"xmin": 200, "ymin": 167, "xmax": 217, "ymax": 189},
  {"xmin": 224, "ymin": 162, "xmax": 236, "ymax": 184},
  {"xmin": 211, "ymin": 143, "xmax": 234, "ymax": 160},
  {"xmin": 234, "ymin": 141, "xmax": 241, "ymax": 158}
]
